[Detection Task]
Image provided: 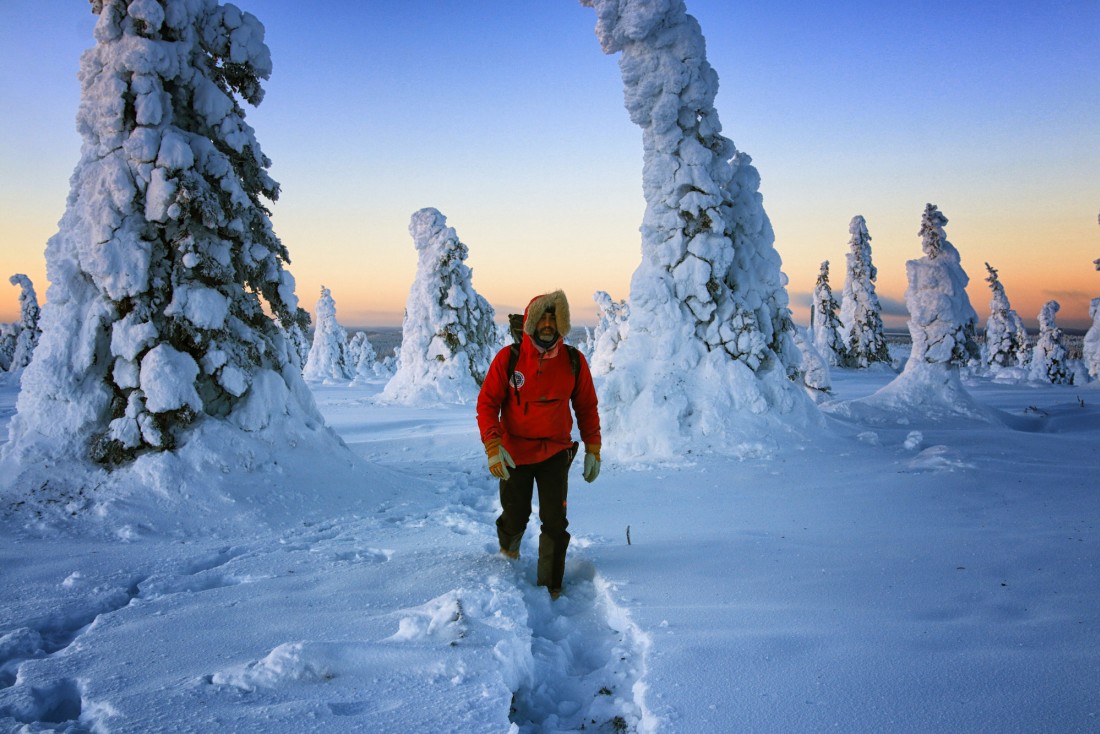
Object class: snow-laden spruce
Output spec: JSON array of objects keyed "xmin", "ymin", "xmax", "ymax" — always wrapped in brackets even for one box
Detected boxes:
[
  {"xmin": 906, "ymin": 205, "xmax": 980, "ymax": 368},
  {"xmin": 0, "ymin": 325, "xmax": 13, "ymax": 373},
  {"xmin": 588, "ymin": 291, "xmax": 629, "ymax": 377},
  {"xmin": 381, "ymin": 208, "xmax": 497, "ymax": 405},
  {"xmin": 831, "ymin": 204, "xmax": 989, "ymax": 423},
  {"xmin": 1086, "ymin": 256, "xmax": 1100, "ymax": 381},
  {"xmin": 982, "ymin": 263, "xmax": 1029, "ymax": 371},
  {"xmin": 1, "ymin": 274, "xmax": 41, "ymax": 372},
  {"xmin": 811, "ymin": 260, "xmax": 847, "ymax": 367},
  {"xmin": 581, "ymin": 0, "xmax": 814, "ymax": 459},
  {"xmin": 347, "ymin": 331, "xmax": 390, "ymax": 381},
  {"xmin": 1, "ymin": 0, "xmax": 331, "ymax": 481},
  {"xmin": 840, "ymin": 216, "xmax": 891, "ymax": 368},
  {"xmin": 302, "ymin": 287, "xmax": 352, "ymax": 382},
  {"xmin": 1028, "ymin": 300, "xmax": 1072, "ymax": 385},
  {"xmin": 1085, "ymin": 297, "xmax": 1100, "ymax": 381}
]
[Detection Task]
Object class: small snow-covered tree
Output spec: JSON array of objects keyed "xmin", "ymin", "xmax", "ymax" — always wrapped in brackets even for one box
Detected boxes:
[
  {"xmin": 1028, "ymin": 300, "xmax": 1072, "ymax": 384},
  {"xmin": 840, "ymin": 216, "xmax": 891, "ymax": 368},
  {"xmin": 303, "ymin": 287, "xmax": 352, "ymax": 382},
  {"xmin": 1084, "ymin": 296, "xmax": 1100, "ymax": 381},
  {"xmin": 1085, "ymin": 255, "xmax": 1100, "ymax": 381},
  {"xmin": 0, "ymin": 324, "xmax": 16, "ymax": 372},
  {"xmin": 381, "ymin": 208, "xmax": 497, "ymax": 405},
  {"xmin": 907, "ymin": 204, "xmax": 980, "ymax": 367},
  {"xmin": 580, "ymin": 0, "xmax": 813, "ymax": 458},
  {"xmin": 3, "ymin": 0, "xmax": 324, "ymax": 470},
  {"xmin": 347, "ymin": 331, "xmax": 387, "ymax": 380},
  {"xmin": 588, "ymin": 290, "xmax": 629, "ymax": 377},
  {"xmin": 982, "ymin": 263, "xmax": 1028, "ymax": 370},
  {"xmin": 6, "ymin": 275, "xmax": 41, "ymax": 371},
  {"xmin": 811, "ymin": 261, "xmax": 846, "ymax": 367}
]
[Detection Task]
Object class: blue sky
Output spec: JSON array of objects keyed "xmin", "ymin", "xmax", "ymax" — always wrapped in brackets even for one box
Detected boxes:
[{"xmin": 2, "ymin": 0, "xmax": 1097, "ymax": 328}]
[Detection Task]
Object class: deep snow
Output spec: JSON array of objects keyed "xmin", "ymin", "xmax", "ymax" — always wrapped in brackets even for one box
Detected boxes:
[{"xmin": 1, "ymin": 361, "xmax": 1098, "ymax": 733}]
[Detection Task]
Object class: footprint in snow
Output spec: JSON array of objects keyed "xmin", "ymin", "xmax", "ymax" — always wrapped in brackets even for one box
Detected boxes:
[{"xmin": 505, "ymin": 555, "xmax": 650, "ymax": 733}]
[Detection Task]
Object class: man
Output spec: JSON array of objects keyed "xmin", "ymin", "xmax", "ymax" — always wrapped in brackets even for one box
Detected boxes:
[{"xmin": 476, "ymin": 290, "xmax": 601, "ymax": 600}]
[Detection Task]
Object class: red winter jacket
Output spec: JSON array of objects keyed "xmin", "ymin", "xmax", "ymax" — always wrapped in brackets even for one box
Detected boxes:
[{"xmin": 476, "ymin": 336, "xmax": 601, "ymax": 466}]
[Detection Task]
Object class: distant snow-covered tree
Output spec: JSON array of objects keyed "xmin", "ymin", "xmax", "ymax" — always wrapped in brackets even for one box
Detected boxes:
[
  {"xmin": 6, "ymin": 275, "xmax": 41, "ymax": 371},
  {"xmin": 1084, "ymin": 296, "xmax": 1100, "ymax": 381},
  {"xmin": 982, "ymin": 263, "xmax": 1029, "ymax": 370},
  {"xmin": 347, "ymin": 331, "xmax": 388, "ymax": 380},
  {"xmin": 588, "ymin": 290, "xmax": 629, "ymax": 377},
  {"xmin": 581, "ymin": 0, "xmax": 814, "ymax": 458},
  {"xmin": 830, "ymin": 205, "xmax": 987, "ymax": 422},
  {"xmin": 811, "ymin": 261, "xmax": 846, "ymax": 367},
  {"xmin": 381, "ymin": 208, "xmax": 497, "ymax": 405},
  {"xmin": 303, "ymin": 287, "xmax": 352, "ymax": 382},
  {"xmin": 1087, "ymin": 254, "xmax": 1100, "ymax": 381},
  {"xmin": 0, "ymin": 324, "xmax": 15, "ymax": 372},
  {"xmin": 840, "ymin": 216, "xmax": 891, "ymax": 368},
  {"xmin": 907, "ymin": 204, "xmax": 980, "ymax": 367},
  {"xmin": 1028, "ymin": 300, "xmax": 1072, "ymax": 384},
  {"xmin": 495, "ymin": 321, "xmax": 512, "ymax": 350},
  {"xmin": 3, "ymin": 0, "xmax": 324, "ymax": 471}
]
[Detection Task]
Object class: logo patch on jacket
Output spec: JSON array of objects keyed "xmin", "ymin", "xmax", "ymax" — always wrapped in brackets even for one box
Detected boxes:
[{"xmin": 509, "ymin": 371, "xmax": 525, "ymax": 389}]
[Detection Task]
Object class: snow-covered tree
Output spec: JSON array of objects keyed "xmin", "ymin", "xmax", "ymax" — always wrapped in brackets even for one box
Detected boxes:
[
  {"xmin": 906, "ymin": 204, "xmax": 980, "ymax": 368},
  {"xmin": 580, "ymin": 0, "xmax": 814, "ymax": 458},
  {"xmin": 1084, "ymin": 296, "xmax": 1100, "ymax": 381},
  {"xmin": 5, "ymin": 275, "xmax": 41, "ymax": 371},
  {"xmin": 588, "ymin": 290, "xmax": 629, "ymax": 377},
  {"xmin": 303, "ymin": 287, "xmax": 351, "ymax": 382},
  {"xmin": 381, "ymin": 208, "xmax": 497, "ymax": 405},
  {"xmin": 1086, "ymin": 255, "xmax": 1100, "ymax": 381},
  {"xmin": 3, "ymin": 0, "xmax": 324, "ymax": 471},
  {"xmin": 347, "ymin": 331, "xmax": 390, "ymax": 381},
  {"xmin": 1028, "ymin": 301, "xmax": 1072, "ymax": 384},
  {"xmin": 811, "ymin": 261, "xmax": 846, "ymax": 367},
  {"xmin": 831, "ymin": 205, "xmax": 987, "ymax": 422},
  {"xmin": 840, "ymin": 216, "xmax": 891, "ymax": 368},
  {"xmin": 0, "ymin": 324, "xmax": 15, "ymax": 372},
  {"xmin": 982, "ymin": 263, "xmax": 1028, "ymax": 371}
]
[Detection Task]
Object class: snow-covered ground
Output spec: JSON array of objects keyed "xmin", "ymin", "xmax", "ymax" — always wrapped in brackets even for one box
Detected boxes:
[{"xmin": 1, "ymin": 365, "xmax": 1098, "ymax": 733}]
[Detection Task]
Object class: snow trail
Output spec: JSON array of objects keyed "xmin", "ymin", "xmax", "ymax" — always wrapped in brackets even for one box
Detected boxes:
[
  {"xmin": 507, "ymin": 555, "xmax": 652, "ymax": 733},
  {"xmin": 427, "ymin": 464, "xmax": 655, "ymax": 732}
]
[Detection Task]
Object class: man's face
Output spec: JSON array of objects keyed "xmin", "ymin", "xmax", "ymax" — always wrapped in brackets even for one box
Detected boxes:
[{"xmin": 537, "ymin": 310, "xmax": 557, "ymax": 341}]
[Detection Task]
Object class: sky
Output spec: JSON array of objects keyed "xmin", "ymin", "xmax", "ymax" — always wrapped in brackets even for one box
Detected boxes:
[{"xmin": 1, "ymin": 0, "xmax": 1098, "ymax": 329}]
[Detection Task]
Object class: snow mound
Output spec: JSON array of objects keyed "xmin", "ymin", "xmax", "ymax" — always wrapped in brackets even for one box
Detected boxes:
[
  {"xmin": 825, "ymin": 363, "xmax": 1001, "ymax": 427},
  {"xmin": 598, "ymin": 339, "xmax": 823, "ymax": 461},
  {"xmin": 0, "ymin": 409, "xmax": 384, "ymax": 540},
  {"xmin": 904, "ymin": 445, "xmax": 977, "ymax": 473}
]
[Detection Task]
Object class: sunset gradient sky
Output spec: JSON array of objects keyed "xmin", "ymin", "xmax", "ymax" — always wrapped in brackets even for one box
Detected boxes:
[{"xmin": 2, "ymin": 0, "xmax": 1097, "ymax": 330}]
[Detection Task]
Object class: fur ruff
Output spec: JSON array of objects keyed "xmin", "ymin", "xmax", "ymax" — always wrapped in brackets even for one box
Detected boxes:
[{"xmin": 523, "ymin": 290, "xmax": 571, "ymax": 339}]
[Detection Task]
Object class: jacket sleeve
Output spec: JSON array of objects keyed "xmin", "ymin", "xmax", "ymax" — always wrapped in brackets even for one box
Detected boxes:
[
  {"xmin": 476, "ymin": 347, "xmax": 511, "ymax": 443},
  {"xmin": 571, "ymin": 351, "xmax": 602, "ymax": 447}
]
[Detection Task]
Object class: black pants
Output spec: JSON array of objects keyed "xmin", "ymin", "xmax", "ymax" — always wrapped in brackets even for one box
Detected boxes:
[{"xmin": 496, "ymin": 446, "xmax": 576, "ymax": 590}]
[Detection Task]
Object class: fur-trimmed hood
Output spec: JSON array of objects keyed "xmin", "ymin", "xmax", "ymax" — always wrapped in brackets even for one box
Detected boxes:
[{"xmin": 523, "ymin": 290, "xmax": 571, "ymax": 339}]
